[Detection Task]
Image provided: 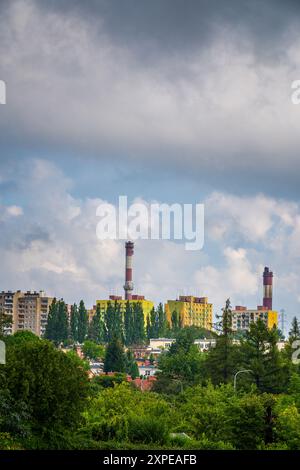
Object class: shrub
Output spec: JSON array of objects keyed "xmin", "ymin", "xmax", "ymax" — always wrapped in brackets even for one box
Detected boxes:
[{"xmin": 128, "ymin": 415, "xmax": 169, "ymax": 445}]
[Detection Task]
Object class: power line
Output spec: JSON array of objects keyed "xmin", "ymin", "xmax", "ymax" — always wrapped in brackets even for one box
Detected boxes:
[{"xmin": 279, "ymin": 309, "xmax": 287, "ymax": 337}]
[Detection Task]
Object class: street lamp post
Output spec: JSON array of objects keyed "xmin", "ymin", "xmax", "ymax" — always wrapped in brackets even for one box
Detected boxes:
[{"xmin": 233, "ymin": 369, "xmax": 253, "ymax": 393}]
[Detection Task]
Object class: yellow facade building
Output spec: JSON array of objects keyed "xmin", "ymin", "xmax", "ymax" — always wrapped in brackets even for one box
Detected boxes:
[
  {"xmin": 94, "ymin": 295, "xmax": 154, "ymax": 324},
  {"xmin": 165, "ymin": 296, "xmax": 213, "ymax": 330}
]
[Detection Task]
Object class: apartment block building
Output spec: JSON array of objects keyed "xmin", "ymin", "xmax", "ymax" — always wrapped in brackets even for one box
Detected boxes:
[
  {"xmin": 93, "ymin": 295, "xmax": 154, "ymax": 325},
  {"xmin": 165, "ymin": 296, "xmax": 213, "ymax": 330},
  {"xmin": 0, "ymin": 290, "xmax": 53, "ymax": 337},
  {"xmin": 231, "ymin": 305, "xmax": 278, "ymax": 332}
]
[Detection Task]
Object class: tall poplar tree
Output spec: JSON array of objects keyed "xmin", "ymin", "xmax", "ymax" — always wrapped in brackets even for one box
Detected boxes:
[
  {"xmin": 70, "ymin": 303, "xmax": 79, "ymax": 342},
  {"xmin": 132, "ymin": 302, "xmax": 145, "ymax": 345},
  {"xmin": 146, "ymin": 307, "xmax": 159, "ymax": 340},
  {"xmin": 114, "ymin": 302, "xmax": 124, "ymax": 344},
  {"xmin": 104, "ymin": 301, "xmax": 115, "ymax": 343},
  {"xmin": 77, "ymin": 300, "xmax": 88, "ymax": 344},
  {"xmin": 44, "ymin": 299, "xmax": 69, "ymax": 346},
  {"xmin": 124, "ymin": 301, "xmax": 134, "ymax": 345},
  {"xmin": 157, "ymin": 303, "xmax": 167, "ymax": 337},
  {"xmin": 44, "ymin": 298, "xmax": 57, "ymax": 341},
  {"xmin": 104, "ymin": 301, "xmax": 124, "ymax": 344},
  {"xmin": 88, "ymin": 303, "xmax": 105, "ymax": 343},
  {"xmin": 58, "ymin": 300, "xmax": 69, "ymax": 343},
  {"xmin": 171, "ymin": 310, "xmax": 180, "ymax": 332}
]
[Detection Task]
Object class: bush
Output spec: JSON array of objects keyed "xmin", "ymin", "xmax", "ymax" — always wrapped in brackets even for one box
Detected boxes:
[
  {"xmin": 81, "ymin": 383, "xmax": 172, "ymax": 445},
  {"xmin": 274, "ymin": 403, "xmax": 300, "ymax": 450},
  {"xmin": 128, "ymin": 415, "xmax": 169, "ymax": 445},
  {"xmin": 0, "ymin": 432, "xmax": 22, "ymax": 450}
]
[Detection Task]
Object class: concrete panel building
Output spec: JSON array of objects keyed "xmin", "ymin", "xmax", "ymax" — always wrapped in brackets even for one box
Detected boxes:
[
  {"xmin": 0, "ymin": 290, "xmax": 53, "ymax": 337},
  {"xmin": 165, "ymin": 295, "xmax": 213, "ymax": 330},
  {"xmin": 94, "ymin": 295, "xmax": 154, "ymax": 325},
  {"xmin": 231, "ymin": 306, "xmax": 278, "ymax": 332},
  {"xmin": 231, "ymin": 267, "xmax": 278, "ymax": 332}
]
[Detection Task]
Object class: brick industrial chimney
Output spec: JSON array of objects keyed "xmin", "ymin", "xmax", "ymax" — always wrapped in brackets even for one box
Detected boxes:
[
  {"xmin": 124, "ymin": 241, "xmax": 134, "ymax": 300},
  {"xmin": 263, "ymin": 266, "xmax": 273, "ymax": 310}
]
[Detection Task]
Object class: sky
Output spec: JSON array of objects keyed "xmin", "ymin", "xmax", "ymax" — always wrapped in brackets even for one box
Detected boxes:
[{"xmin": 1, "ymin": 0, "xmax": 300, "ymax": 333}]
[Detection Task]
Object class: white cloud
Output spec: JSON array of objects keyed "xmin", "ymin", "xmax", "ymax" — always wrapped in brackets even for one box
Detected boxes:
[
  {"xmin": 6, "ymin": 205, "xmax": 23, "ymax": 217},
  {"xmin": 206, "ymin": 191, "xmax": 298, "ymax": 245},
  {"xmin": 0, "ymin": 157, "xmax": 299, "ymax": 329},
  {"xmin": 194, "ymin": 247, "xmax": 259, "ymax": 312}
]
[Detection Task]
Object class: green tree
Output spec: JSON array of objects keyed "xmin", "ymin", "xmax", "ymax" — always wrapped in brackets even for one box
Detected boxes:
[
  {"xmin": 124, "ymin": 301, "xmax": 133, "ymax": 345},
  {"xmin": 44, "ymin": 299, "xmax": 69, "ymax": 346},
  {"xmin": 81, "ymin": 382, "xmax": 170, "ymax": 444},
  {"xmin": 90, "ymin": 373, "xmax": 127, "ymax": 393},
  {"xmin": 146, "ymin": 315, "xmax": 151, "ymax": 341},
  {"xmin": 125, "ymin": 350, "xmax": 139, "ymax": 379},
  {"xmin": 77, "ymin": 300, "xmax": 88, "ymax": 344},
  {"xmin": 0, "ymin": 388, "xmax": 30, "ymax": 439},
  {"xmin": 44, "ymin": 298, "xmax": 56, "ymax": 341},
  {"xmin": 4, "ymin": 330, "xmax": 40, "ymax": 347},
  {"xmin": 171, "ymin": 310, "xmax": 180, "ymax": 332},
  {"xmin": 104, "ymin": 301, "xmax": 124, "ymax": 344},
  {"xmin": 58, "ymin": 300, "xmax": 69, "ymax": 343},
  {"xmin": 114, "ymin": 302, "xmax": 124, "ymax": 344},
  {"xmin": 146, "ymin": 307, "xmax": 159, "ymax": 340},
  {"xmin": 82, "ymin": 340, "xmax": 105, "ymax": 361},
  {"xmin": 88, "ymin": 304, "xmax": 105, "ymax": 344},
  {"xmin": 157, "ymin": 303, "xmax": 167, "ymax": 337},
  {"xmin": 239, "ymin": 320, "xmax": 289, "ymax": 393},
  {"xmin": 3, "ymin": 339, "xmax": 89, "ymax": 445},
  {"xmin": 274, "ymin": 399, "xmax": 300, "ymax": 449},
  {"xmin": 227, "ymin": 393, "xmax": 274, "ymax": 449},
  {"xmin": 289, "ymin": 317, "xmax": 300, "ymax": 343},
  {"xmin": 204, "ymin": 298, "xmax": 237, "ymax": 385},
  {"xmin": 132, "ymin": 302, "xmax": 145, "ymax": 345},
  {"xmin": 104, "ymin": 301, "xmax": 114, "ymax": 343},
  {"xmin": 104, "ymin": 336, "xmax": 126, "ymax": 373},
  {"xmin": 177, "ymin": 384, "xmax": 273, "ymax": 450},
  {"xmin": 287, "ymin": 372, "xmax": 300, "ymax": 410},
  {"xmin": 169, "ymin": 327, "xmax": 199, "ymax": 355},
  {"xmin": 65, "ymin": 349, "xmax": 90, "ymax": 372},
  {"xmin": 70, "ymin": 303, "xmax": 79, "ymax": 342},
  {"xmin": 154, "ymin": 328, "xmax": 206, "ymax": 392}
]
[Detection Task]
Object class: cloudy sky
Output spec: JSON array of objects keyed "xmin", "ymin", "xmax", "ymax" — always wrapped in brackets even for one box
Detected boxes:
[{"xmin": 1, "ymin": 0, "xmax": 300, "ymax": 331}]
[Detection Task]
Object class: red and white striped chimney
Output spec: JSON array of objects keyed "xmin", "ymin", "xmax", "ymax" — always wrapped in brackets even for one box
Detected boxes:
[
  {"xmin": 263, "ymin": 266, "xmax": 273, "ymax": 310},
  {"xmin": 124, "ymin": 241, "xmax": 134, "ymax": 300}
]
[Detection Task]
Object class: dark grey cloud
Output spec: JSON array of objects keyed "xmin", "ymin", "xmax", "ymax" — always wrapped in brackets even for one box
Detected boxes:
[
  {"xmin": 1, "ymin": 0, "xmax": 300, "ymax": 197},
  {"xmin": 40, "ymin": 0, "xmax": 300, "ymax": 60},
  {"xmin": 21, "ymin": 226, "xmax": 51, "ymax": 249}
]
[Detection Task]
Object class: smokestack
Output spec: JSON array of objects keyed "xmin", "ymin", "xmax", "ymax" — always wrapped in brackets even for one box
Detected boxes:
[
  {"xmin": 124, "ymin": 241, "xmax": 134, "ymax": 300},
  {"xmin": 263, "ymin": 266, "xmax": 273, "ymax": 310}
]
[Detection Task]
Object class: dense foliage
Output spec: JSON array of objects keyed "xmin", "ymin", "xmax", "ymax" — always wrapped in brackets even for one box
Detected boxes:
[
  {"xmin": 2, "ymin": 301, "xmax": 300, "ymax": 450},
  {"xmin": 0, "ymin": 333, "xmax": 89, "ymax": 448}
]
